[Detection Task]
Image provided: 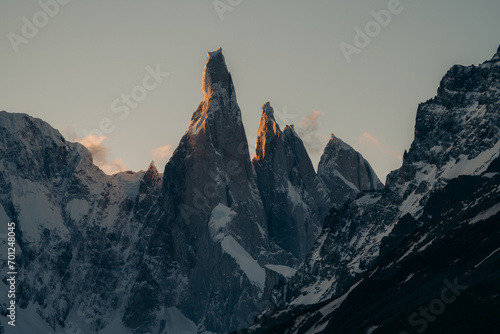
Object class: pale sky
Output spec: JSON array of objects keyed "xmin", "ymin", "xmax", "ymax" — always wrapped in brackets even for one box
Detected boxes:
[{"xmin": 1, "ymin": 0, "xmax": 499, "ymax": 180}]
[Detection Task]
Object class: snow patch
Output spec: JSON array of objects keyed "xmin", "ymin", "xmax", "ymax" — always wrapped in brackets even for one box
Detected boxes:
[
  {"xmin": 113, "ymin": 171, "xmax": 145, "ymax": 200},
  {"xmin": 441, "ymin": 139, "xmax": 500, "ymax": 180},
  {"xmin": 265, "ymin": 264, "xmax": 297, "ymax": 279},
  {"xmin": 334, "ymin": 170, "xmax": 359, "ymax": 192},
  {"xmin": 100, "ymin": 204, "xmax": 121, "ymax": 228},
  {"xmin": 287, "ymin": 181, "xmax": 304, "ymax": 207},
  {"xmin": 469, "ymin": 202, "xmax": 500, "ymax": 225},
  {"xmin": 290, "ymin": 277, "xmax": 336, "ymax": 306},
  {"xmin": 430, "ymin": 145, "xmax": 443, "ymax": 153},
  {"xmin": 220, "ymin": 235, "xmax": 265, "ymax": 291},
  {"xmin": 99, "ymin": 317, "xmax": 134, "ymax": 334},
  {"xmin": 474, "ymin": 246, "xmax": 500, "ymax": 269},
  {"xmin": 356, "ymin": 193, "xmax": 381, "ymax": 206},
  {"xmin": 366, "ymin": 326, "xmax": 380, "ymax": 334},
  {"xmin": 319, "ymin": 279, "xmax": 363, "ymax": 316},
  {"xmin": 403, "ymin": 273, "xmax": 415, "ymax": 283},
  {"xmin": 66, "ymin": 198, "xmax": 90, "ymax": 221},
  {"xmin": 209, "ymin": 203, "xmax": 236, "ymax": 240},
  {"xmin": 11, "ymin": 178, "xmax": 69, "ymax": 243},
  {"xmin": 163, "ymin": 307, "xmax": 199, "ymax": 334}
]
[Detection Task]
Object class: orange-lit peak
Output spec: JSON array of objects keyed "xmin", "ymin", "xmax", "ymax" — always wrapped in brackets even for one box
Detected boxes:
[
  {"xmin": 254, "ymin": 102, "xmax": 283, "ymax": 160},
  {"xmin": 201, "ymin": 47, "xmax": 232, "ymax": 102}
]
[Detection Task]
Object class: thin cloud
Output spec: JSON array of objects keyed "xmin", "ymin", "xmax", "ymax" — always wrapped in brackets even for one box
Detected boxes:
[
  {"xmin": 358, "ymin": 132, "xmax": 381, "ymax": 148},
  {"xmin": 100, "ymin": 159, "xmax": 127, "ymax": 175},
  {"xmin": 77, "ymin": 135, "xmax": 127, "ymax": 174},
  {"xmin": 356, "ymin": 131, "xmax": 403, "ymax": 168},
  {"xmin": 300, "ymin": 110, "xmax": 322, "ymax": 132},
  {"xmin": 295, "ymin": 110, "xmax": 328, "ymax": 155},
  {"xmin": 151, "ymin": 144, "xmax": 173, "ymax": 168},
  {"xmin": 152, "ymin": 144, "xmax": 173, "ymax": 160}
]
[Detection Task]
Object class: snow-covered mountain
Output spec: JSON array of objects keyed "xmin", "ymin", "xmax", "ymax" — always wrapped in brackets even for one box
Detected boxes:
[
  {"xmin": 0, "ymin": 111, "xmax": 143, "ymax": 333},
  {"xmin": 0, "ymin": 48, "xmax": 380, "ymax": 334},
  {"xmin": 236, "ymin": 46, "xmax": 500, "ymax": 334}
]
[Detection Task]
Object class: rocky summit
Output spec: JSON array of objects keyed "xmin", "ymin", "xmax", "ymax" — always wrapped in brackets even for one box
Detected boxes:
[
  {"xmin": 318, "ymin": 133, "xmax": 383, "ymax": 206},
  {"xmin": 253, "ymin": 102, "xmax": 331, "ymax": 262}
]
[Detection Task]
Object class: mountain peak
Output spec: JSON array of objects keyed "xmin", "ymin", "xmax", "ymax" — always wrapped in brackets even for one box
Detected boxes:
[
  {"xmin": 255, "ymin": 102, "xmax": 281, "ymax": 160},
  {"xmin": 260, "ymin": 102, "xmax": 277, "ymax": 124},
  {"xmin": 208, "ymin": 47, "xmax": 223, "ymax": 57},
  {"xmin": 202, "ymin": 47, "xmax": 233, "ymax": 101},
  {"xmin": 493, "ymin": 44, "xmax": 500, "ymax": 60},
  {"xmin": 142, "ymin": 160, "xmax": 161, "ymax": 189},
  {"xmin": 147, "ymin": 160, "xmax": 157, "ymax": 172},
  {"xmin": 318, "ymin": 133, "xmax": 384, "ymax": 205},
  {"xmin": 326, "ymin": 132, "xmax": 350, "ymax": 151}
]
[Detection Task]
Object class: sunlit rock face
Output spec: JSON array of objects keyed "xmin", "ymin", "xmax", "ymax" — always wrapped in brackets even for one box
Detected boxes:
[
  {"xmin": 144, "ymin": 48, "xmax": 299, "ymax": 333},
  {"xmin": 253, "ymin": 102, "xmax": 331, "ymax": 261}
]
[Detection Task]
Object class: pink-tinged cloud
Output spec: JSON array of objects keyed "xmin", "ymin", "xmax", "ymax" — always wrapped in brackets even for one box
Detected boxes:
[
  {"xmin": 357, "ymin": 132, "xmax": 403, "ymax": 162},
  {"xmin": 77, "ymin": 135, "xmax": 127, "ymax": 174},
  {"xmin": 299, "ymin": 110, "xmax": 323, "ymax": 131},
  {"xmin": 151, "ymin": 144, "xmax": 173, "ymax": 168},
  {"xmin": 99, "ymin": 159, "xmax": 127, "ymax": 175},
  {"xmin": 358, "ymin": 132, "xmax": 381, "ymax": 148},
  {"xmin": 151, "ymin": 144, "xmax": 173, "ymax": 160}
]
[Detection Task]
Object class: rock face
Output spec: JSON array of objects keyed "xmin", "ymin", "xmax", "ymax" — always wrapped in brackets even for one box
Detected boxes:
[
  {"xmin": 317, "ymin": 134, "xmax": 383, "ymax": 206},
  {"xmin": 252, "ymin": 103, "xmax": 331, "ymax": 261},
  {"xmin": 238, "ymin": 47, "xmax": 500, "ymax": 334},
  {"xmin": 130, "ymin": 47, "xmax": 297, "ymax": 333}
]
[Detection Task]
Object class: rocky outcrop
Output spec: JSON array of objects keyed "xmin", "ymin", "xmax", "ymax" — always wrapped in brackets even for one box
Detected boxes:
[
  {"xmin": 125, "ymin": 48, "xmax": 298, "ymax": 333},
  {"xmin": 252, "ymin": 103, "xmax": 331, "ymax": 261},
  {"xmin": 318, "ymin": 134, "xmax": 383, "ymax": 206}
]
